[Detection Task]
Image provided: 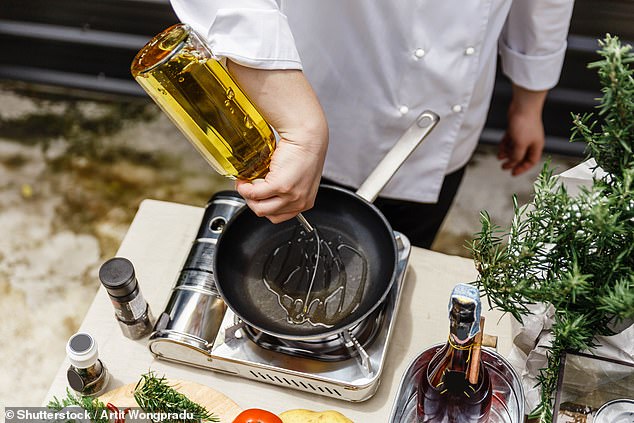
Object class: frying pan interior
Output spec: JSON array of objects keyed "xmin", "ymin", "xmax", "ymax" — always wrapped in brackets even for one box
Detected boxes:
[{"xmin": 214, "ymin": 185, "xmax": 397, "ymax": 338}]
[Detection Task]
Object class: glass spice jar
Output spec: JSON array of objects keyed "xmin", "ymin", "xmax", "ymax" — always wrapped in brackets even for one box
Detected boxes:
[
  {"xmin": 66, "ymin": 332, "xmax": 110, "ymax": 396},
  {"xmin": 99, "ymin": 257, "xmax": 154, "ymax": 340}
]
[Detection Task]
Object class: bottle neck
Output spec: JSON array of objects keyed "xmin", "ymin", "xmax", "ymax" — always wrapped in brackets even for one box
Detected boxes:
[
  {"xmin": 447, "ymin": 333, "xmax": 476, "ymax": 373},
  {"xmin": 428, "ymin": 334, "xmax": 478, "ymax": 388}
]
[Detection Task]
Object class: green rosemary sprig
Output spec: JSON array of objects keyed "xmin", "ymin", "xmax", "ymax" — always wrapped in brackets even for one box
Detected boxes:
[
  {"xmin": 133, "ymin": 371, "xmax": 219, "ymax": 423},
  {"xmin": 47, "ymin": 388, "xmax": 109, "ymax": 423},
  {"xmin": 470, "ymin": 34, "xmax": 634, "ymax": 423},
  {"xmin": 572, "ymin": 34, "xmax": 634, "ymax": 175}
]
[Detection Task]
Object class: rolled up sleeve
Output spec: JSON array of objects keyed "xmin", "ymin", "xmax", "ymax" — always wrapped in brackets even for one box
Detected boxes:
[
  {"xmin": 499, "ymin": 0, "xmax": 574, "ymax": 91},
  {"xmin": 170, "ymin": 0, "xmax": 302, "ymax": 70}
]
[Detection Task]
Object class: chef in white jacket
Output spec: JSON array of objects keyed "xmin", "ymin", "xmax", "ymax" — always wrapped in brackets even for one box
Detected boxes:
[{"xmin": 170, "ymin": 0, "xmax": 575, "ymax": 248}]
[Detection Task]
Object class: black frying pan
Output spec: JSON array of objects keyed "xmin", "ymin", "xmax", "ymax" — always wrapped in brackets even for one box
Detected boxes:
[
  {"xmin": 215, "ymin": 185, "xmax": 397, "ymax": 339},
  {"xmin": 214, "ymin": 111, "xmax": 439, "ymax": 340}
]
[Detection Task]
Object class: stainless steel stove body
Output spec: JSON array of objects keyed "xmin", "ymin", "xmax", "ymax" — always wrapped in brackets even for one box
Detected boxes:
[{"xmin": 149, "ymin": 192, "xmax": 411, "ymax": 402}]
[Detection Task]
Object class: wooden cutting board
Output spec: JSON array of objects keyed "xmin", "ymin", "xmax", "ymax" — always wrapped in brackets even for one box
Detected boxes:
[{"xmin": 99, "ymin": 380, "xmax": 243, "ymax": 423}]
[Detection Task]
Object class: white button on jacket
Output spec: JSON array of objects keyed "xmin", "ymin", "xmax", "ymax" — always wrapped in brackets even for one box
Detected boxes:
[{"xmin": 170, "ymin": 0, "xmax": 574, "ymax": 203}]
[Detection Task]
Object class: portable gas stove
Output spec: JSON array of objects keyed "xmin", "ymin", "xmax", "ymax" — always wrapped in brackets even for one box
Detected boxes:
[{"xmin": 149, "ymin": 192, "xmax": 411, "ymax": 402}]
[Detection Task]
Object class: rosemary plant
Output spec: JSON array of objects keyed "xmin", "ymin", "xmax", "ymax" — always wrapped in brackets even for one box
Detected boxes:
[
  {"xmin": 133, "ymin": 371, "xmax": 219, "ymax": 423},
  {"xmin": 46, "ymin": 373, "xmax": 219, "ymax": 423},
  {"xmin": 470, "ymin": 34, "xmax": 634, "ymax": 422},
  {"xmin": 47, "ymin": 388, "xmax": 110, "ymax": 423}
]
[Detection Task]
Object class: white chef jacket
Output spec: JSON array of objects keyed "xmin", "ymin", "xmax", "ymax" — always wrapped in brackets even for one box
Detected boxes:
[{"xmin": 170, "ymin": 0, "xmax": 574, "ymax": 203}]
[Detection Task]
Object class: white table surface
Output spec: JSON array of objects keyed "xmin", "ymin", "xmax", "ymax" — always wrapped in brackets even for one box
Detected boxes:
[{"xmin": 43, "ymin": 199, "xmax": 513, "ymax": 422}]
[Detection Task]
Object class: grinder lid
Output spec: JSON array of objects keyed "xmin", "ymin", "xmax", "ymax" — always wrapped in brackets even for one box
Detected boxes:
[
  {"xmin": 99, "ymin": 257, "xmax": 137, "ymax": 298},
  {"xmin": 66, "ymin": 332, "xmax": 99, "ymax": 369}
]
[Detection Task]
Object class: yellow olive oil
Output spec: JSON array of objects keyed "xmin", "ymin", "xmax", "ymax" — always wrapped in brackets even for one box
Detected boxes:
[
  {"xmin": 261, "ymin": 225, "xmax": 367, "ymax": 328},
  {"xmin": 131, "ymin": 24, "xmax": 275, "ymax": 180}
]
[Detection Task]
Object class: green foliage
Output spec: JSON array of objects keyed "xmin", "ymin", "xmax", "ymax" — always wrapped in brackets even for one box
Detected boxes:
[
  {"xmin": 47, "ymin": 388, "xmax": 110, "ymax": 423},
  {"xmin": 133, "ymin": 371, "xmax": 219, "ymax": 423},
  {"xmin": 572, "ymin": 35, "xmax": 634, "ymax": 174},
  {"xmin": 47, "ymin": 373, "xmax": 220, "ymax": 423},
  {"xmin": 470, "ymin": 35, "xmax": 634, "ymax": 422}
]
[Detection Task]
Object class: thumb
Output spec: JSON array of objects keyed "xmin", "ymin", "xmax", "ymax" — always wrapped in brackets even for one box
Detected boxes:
[{"xmin": 236, "ymin": 178, "xmax": 269, "ymax": 200}]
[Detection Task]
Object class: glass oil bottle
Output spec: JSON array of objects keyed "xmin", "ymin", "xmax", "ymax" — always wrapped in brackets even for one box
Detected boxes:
[{"xmin": 131, "ymin": 23, "xmax": 276, "ymax": 181}]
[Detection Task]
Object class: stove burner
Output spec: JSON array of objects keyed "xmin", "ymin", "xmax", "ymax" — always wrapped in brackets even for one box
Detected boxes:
[{"xmin": 239, "ymin": 300, "xmax": 388, "ymax": 361}]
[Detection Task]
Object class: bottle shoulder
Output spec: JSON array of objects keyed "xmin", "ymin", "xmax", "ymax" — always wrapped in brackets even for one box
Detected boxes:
[{"xmin": 420, "ymin": 342, "xmax": 492, "ymax": 392}]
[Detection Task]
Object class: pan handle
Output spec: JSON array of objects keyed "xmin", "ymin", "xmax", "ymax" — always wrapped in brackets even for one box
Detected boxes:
[{"xmin": 355, "ymin": 110, "xmax": 439, "ymax": 203}]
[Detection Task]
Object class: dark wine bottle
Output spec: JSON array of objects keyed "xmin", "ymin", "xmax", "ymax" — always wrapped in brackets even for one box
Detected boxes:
[{"xmin": 417, "ymin": 283, "xmax": 492, "ymax": 423}]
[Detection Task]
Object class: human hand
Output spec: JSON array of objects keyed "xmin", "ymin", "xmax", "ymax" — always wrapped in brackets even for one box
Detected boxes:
[
  {"xmin": 498, "ymin": 85, "xmax": 547, "ymax": 176},
  {"xmin": 235, "ymin": 130, "xmax": 326, "ymax": 223},
  {"xmin": 227, "ymin": 62, "xmax": 329, "ymax": 223}
]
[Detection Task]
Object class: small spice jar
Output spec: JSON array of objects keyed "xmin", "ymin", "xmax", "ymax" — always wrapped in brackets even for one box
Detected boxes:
[
  {"xmin": 66, "ymin": 332, "xmax": 110, "ymax": 396},
  {"xmin": 99, "ymin": 257, "xmax": 154, "ymax": 339}
]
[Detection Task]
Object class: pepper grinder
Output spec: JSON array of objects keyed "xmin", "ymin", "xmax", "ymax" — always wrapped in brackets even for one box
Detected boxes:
[
  {"xmin": 66, "ymin": 332, "xmax": 110, "ymax": 396},
  {"xmin": 99, "ymin": 257, "xmax": 154, "ymax": 339}
]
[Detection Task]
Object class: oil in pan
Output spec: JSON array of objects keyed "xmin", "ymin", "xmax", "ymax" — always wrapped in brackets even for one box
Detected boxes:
[{"xmin": 262, "ymin": 224, "xmax": 368, "ymax": 328}]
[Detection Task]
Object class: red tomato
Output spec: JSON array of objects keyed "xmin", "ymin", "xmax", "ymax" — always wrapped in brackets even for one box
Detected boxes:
[{"xmin": 232, "ymin": 408, "xmax": 283, "ymax": 423}]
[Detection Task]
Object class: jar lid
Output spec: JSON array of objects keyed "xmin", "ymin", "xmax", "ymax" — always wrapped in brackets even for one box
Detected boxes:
[
  {"xmin": 66, "ymin": 332, "xmax": 99, "ymax": 369},
  {"xmin": 99, "ymin": 257, "xmax": 137, "ymax": 298}
]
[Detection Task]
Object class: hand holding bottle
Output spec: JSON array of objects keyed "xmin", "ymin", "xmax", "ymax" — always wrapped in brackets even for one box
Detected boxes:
[
  {"xmin": 228, "ymin": 62, "xmax": 329, "ymax": 223},
  {"xmin": 132, "ymin": 24, "xmax": 328, "ymax": 223}
]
